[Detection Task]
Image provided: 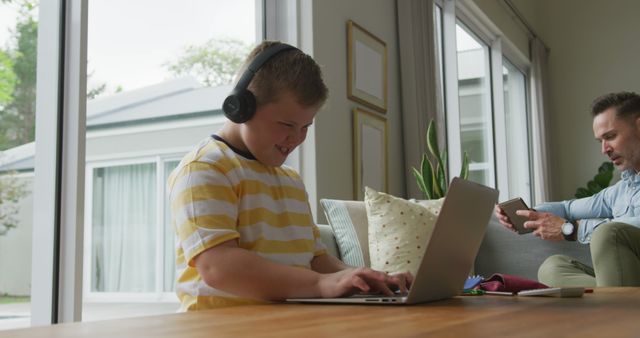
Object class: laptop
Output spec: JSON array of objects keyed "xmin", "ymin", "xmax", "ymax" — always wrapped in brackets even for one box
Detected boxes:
[{"xmin": 287, "ymin": 177, "xmax": 498, "ymax": 305}]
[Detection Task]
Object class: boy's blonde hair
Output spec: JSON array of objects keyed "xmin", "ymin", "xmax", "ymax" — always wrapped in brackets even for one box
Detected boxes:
[{"xmin": 237, "ymin": 41, "xmax": 328, "ymax": 109}]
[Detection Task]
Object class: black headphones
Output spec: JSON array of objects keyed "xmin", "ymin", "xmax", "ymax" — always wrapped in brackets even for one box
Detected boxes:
[{"xmin": 222, "ymin": 43, "xmax": 298, "ymax": 123}]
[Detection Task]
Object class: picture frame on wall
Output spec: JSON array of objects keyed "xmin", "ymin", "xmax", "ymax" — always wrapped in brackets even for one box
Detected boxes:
[
  {"xmin": 353, "ymin": 107, "xmax": 388, "ymax": 200},
  {"xmin": 347, "ymin": 20, "xmax": 388, "ymax": 113}
]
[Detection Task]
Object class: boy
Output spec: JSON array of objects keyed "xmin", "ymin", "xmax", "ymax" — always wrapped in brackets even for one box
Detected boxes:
[{"xmin": 168, "ymin": 41, "xmax": 412, "ymax": 311}]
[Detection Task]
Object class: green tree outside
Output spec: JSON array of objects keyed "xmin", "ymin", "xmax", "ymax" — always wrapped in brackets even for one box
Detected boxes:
[
  {"xmin": 0, "ymin": 0, "xmax": 35, "ymax": 237},
  {"xmin": 165, "ymin": 38, "xmax": 251, "ymax": 87},
  {"xmin": 0, "ymin": 0, "xmax": 37, "ymax": 151},
  {"xmin": 0, "ymin": 169, "xmax": 26, "ymax": 235},
  {"xmin": 0, "ymin": 51, "xmax": 17, "ymax": 106}
]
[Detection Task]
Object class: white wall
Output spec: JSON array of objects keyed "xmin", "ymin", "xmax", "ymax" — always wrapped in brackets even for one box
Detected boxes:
[
  {"xmin": 309, "ymin": 0, "xmax": 539, "ymax": 219},
  {"xmin": 512, "ymin": 0, "xmax": 640, "ymax": 200},
  {"xmin": 0, "ymin": 176, "xmax": 33, "ymax": 296},
  {"xmin": 86, "ymin": 117, "xmax": 226, "ymax": 159},
  {"xmin": 311, "ymin": 0, "xmax": 405, "ymax": 221}
]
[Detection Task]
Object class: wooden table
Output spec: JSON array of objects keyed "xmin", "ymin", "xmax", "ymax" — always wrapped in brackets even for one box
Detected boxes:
[{"xmin": 2, "ymin": 288, "xmax": 639, "ymax": 338}]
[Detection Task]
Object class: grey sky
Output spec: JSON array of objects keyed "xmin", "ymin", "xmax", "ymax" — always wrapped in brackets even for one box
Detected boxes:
[
  {"xmin": 0, "ymin": 3, "xmax": 19, "ymax": 49},
  {"xmin": 1, "ymin": 1, "xmax": 257, "ymax": 95},
  {"xmin": 88, "ymin": 0, "xmax": 257, "ymax": 94}
]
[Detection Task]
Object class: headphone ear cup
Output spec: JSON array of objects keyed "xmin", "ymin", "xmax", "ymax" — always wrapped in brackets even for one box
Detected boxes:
[
  {"xmin": 223, "ymin": 89, "xmax": 256, "ymax": 123},
  {"xmin": 242, "ymin": 91, "xmax": 257, "ymax": 122}
]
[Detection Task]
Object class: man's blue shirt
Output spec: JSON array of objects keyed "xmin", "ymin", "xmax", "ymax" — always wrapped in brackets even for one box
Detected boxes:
[{"xmin": 534, "ymin": 169, "xmax": 640, "ymax": 243}]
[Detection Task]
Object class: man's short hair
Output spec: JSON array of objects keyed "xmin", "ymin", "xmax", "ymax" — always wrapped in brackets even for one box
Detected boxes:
[
  {"xmin": 591, "ymin": 91, "xmax": 640, "ymax": 119},
  {"xmin": 236, "ymin": 41, "xmax": 328, "ymax": 109}
]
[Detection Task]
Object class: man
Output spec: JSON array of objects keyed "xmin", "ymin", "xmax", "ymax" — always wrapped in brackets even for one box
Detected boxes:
[{"xmin": 496, "ymin": 91, "xmax": 640, "ymax": 287}]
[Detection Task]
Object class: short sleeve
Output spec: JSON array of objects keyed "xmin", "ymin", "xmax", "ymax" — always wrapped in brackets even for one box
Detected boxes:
[{"xmin": 169, "ymin": 161, "xmax": 240, "ymax": 266}]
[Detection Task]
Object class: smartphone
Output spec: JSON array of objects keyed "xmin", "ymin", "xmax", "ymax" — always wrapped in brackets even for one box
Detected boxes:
[{"xmin": 498, "ymin": 197, "xmax": 532, "ymax": 234}]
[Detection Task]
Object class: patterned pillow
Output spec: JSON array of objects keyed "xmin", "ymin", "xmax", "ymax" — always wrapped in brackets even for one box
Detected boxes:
[
  {"xmin": 320, "ymin": 199, "xmax": 370, "ymax": 267},
  {"xmin": 364, "ymin": 187, "xmax": 443, "ymax": 275}
]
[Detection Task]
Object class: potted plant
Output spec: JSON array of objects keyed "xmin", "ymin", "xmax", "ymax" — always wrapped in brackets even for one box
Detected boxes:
[
  {"xmin": 574, "ymin": 161, "xmax": 614, "ymax": 198},
  {"xmin": 412, "ymin": 119, "xmax": 469, "ymax": 199}
]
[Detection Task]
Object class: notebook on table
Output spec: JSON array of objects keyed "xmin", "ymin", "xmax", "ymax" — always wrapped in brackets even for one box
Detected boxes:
[
  {"xmin": 486, "ymin": 287, "xmax": 586, "ymax": 297},
  {"xmin": 286, "ymin": 177, "xmax": 499, "ymax": 305}
]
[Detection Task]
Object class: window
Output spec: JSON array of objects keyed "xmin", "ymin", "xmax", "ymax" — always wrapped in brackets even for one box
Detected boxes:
[
  {"xmin": 455, "ymin": 22, "xmax": 495, "ymax": 187},
  {"xmin": 0, "ymin": 0, "xmax": 39, "ymax": 330},
  {"xmin": 83, "ymin": 0, "xmax": 260, "ymax": 322},
  {"xmin": 3, "ymin": 0, "xmax": 294, "ymax": 328},
  {"xmin": 438, "ymin": 1, "xmax": 533, "ymax": 201},
  {"xmin": 502, "ymin": 58, "xmax": 532, "ymax": 203},
  {"xmin": 85, "ymin": 158, "xmax": 180, "ymax": 298},
  {"xmin": 89, "ymin": 163, "xmax": 158, "ymax": 293},
  {"xmin": 434, "ymin": 5, "xmax": 445, "ymax": 111}
]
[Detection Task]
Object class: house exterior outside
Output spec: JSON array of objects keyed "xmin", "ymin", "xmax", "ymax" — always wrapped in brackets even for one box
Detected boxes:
[{"xmin": 0, "ymin": 77, "xmax": 229, "ymax": 300}]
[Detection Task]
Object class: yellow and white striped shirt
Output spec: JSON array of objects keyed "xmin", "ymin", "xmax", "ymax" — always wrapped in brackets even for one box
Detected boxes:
[{"xmin": 168, "ymin": 136, "xmax": 326, "ymax": 311}]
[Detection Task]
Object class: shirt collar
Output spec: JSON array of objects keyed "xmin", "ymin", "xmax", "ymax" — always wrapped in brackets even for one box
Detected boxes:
[
  {"xmin": 621, "ymin": 169, "xmax": 640, "ymax": 184},
  {"xmin": 211, "ymin": 134, "xmax": 256, "ymax": 160}
]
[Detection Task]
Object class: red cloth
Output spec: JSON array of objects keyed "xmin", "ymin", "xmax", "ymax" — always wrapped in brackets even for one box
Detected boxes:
[{"xmin": 479, "ymin": 273, "xmax": 548, "ymax": 293}]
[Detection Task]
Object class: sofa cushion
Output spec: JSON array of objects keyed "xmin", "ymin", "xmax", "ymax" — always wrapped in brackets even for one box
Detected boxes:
[
  {"xmin": 364, "ymin": 187, "xmax": 443, "ymax": 275},
  {"xmin": 320, "ymin": 199, "xmax": 369, "ymax": 267},
  {"xmin": 317, "ymin": 224, "xmax": 341, "ymax": 259},
  {"xmin": 475, "ymin": 215, "xmax": 593, "ymax": 280},
  {"xmin": 320, "ymin": 198, "xmax": 593, "ymax": 281}
]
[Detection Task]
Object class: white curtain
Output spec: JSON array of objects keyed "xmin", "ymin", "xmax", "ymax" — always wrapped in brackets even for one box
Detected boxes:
[
  {"xmin": 396, "ymin": 0, "xmax": 440, "ymax": 199},
  {"xmin": 92, "ymin": 163, "xmax": 157, "ymax": 292},
  {"xmin": 529, "ymin": 37, "xmax": 553, "ymax": 204},
  {"xmin": 163, "ymin": 161, "xmax": 180, "ymax": 292}
]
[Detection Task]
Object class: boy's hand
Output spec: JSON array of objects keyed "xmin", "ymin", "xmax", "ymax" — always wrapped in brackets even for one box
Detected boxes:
[{"xmin": 318, "ymin": 268, "xmax": 413, "ymax": 298}]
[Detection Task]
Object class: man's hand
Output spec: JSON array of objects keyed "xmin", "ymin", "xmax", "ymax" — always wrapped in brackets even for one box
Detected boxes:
[
  {"xmin": 317, "ymin": 268, "xmax": 413, "ymax": 298},
  {"xmin": 495, "ymin": 204, "xmax": 516, "ymax": 232},
  {"xmin": 515, "ymin": 209, "xmax": 564, "ymax": 241}
]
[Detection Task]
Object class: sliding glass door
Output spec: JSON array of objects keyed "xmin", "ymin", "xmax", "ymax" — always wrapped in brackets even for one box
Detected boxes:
[
  {"xmin": 436, "ymin": 0, "xmax": 534, "ymax": 202},
  {"xmin": 455, "ymin": 22, "xmax": 495, "ymax": 187},
  {"xmin": 0, "ymin": 0, "xmax": 40, "ymax": 330},
  {"xmin": 82, "ymin": 0, "xmax": 261, "ymax": 321}
]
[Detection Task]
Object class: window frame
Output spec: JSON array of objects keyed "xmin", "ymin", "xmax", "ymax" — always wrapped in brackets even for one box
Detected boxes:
[
  {"xmin": 438, "ymin": 0, "xmax": 534, "ymax": 201},
  {"xmin": 82, "ymin": 155, "xmax": 182, "ymax": 302},
  {"xmin": 32, "ymin": 0, "xmax": 279, "ymax": 325},
  {"xmin": 454, "ymin": 19, "xmax": 496, "ymax": 187},
  {"xmin": 264, "ymin": 0, "xmax": 319, "ymax": 219},
  {"xmin": 32, "ymin": 0, "xmax": 87, "ymax": 325},
  {"xmin": 500, "ymin": 55, "xmax": 533, "ymax": 204}
]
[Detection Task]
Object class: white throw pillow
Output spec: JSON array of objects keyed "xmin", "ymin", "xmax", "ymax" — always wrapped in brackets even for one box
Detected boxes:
[
  {"xmin": 364, "ymin": 187, "xmax": 443, "ymax": 275},
  {"xmin": 320, "ymin": 199, "xmax": 370, "ymax": 267}
]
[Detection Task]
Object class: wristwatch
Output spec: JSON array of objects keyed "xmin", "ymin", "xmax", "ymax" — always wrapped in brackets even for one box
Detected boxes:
[{"xmin": 561, "ymin": 221, "xmax": 576, "ymax": 241}]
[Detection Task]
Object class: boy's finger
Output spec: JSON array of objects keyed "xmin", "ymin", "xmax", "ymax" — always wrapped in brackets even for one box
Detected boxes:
[
  {"xmin": 351, "ymin": 276, "xmax": 370, "ymax": 293},
  {"xmin": 405, "ymin": 272, "xmax": 414, "ymax": 287},
  {"xmin": 375, "ymin": 280, "xmax": 394, "ymax": 296}
]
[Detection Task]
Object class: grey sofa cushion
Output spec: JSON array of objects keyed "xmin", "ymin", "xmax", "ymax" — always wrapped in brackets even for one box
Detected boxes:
[
  {"xmin": 475, "ymin": 215, "xmax": 593, "ymax": 280},
  {"xmin": 317, "ymin": 224, "xmax": 341, "ymax": 259},
  {"xmin": 318, "ymin": 215, "xmax": 593, "ymax": 282}
]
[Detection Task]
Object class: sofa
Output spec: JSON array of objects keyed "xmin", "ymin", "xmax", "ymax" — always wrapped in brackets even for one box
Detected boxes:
[{"xmin": 317, "ymin": 214, "xmax": 593, "ymax": 281}]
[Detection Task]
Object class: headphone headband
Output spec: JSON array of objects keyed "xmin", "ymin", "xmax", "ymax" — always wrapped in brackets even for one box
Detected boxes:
[
  {"xmin": 234, "ymin": 43, "xmax": 297, "ymax": 92},
  {"xmin": 223, "ymin": 43, "xmax": 298, "ymax": 123}
]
